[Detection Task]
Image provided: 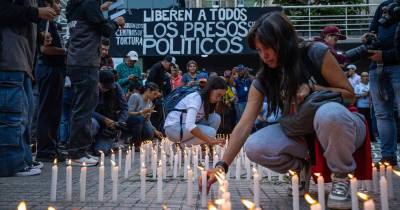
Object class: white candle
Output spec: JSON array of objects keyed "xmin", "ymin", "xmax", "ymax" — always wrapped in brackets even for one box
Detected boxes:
[
  {"xmin": 152, "ymin": 152, "xmax": 157, "ymax": 179},
  {"xmin": 162, "ymin": 151, "xmax": 167, "ymax": 179},
  {"xmin": 379, "ymin": 162, "xmax": 385, "ymax": 177},
  {"xmin": 98, "ymin": 161, "xmax": 104, "ymax": 201},
  {"xmin": 267, "ymin": 168, "xmax": 272, "ymax": 182},
  {"xmin": 290, "ymin": 171, "xmax": 299, "ymax": 210},
  {"xmin": 157, "ymin": 162, "xmax": 163, "ymax": 202},
  {"xmin": 372, "ymin": 164, "xmax": 378, "ymax": 193},
  {"xmin": 99, "ymin": 151, "xmax": 105, "ymax": 167},
  {"xmin": 50, "ymin": 159, "xmax": 58, "ymax": 201},
  {"xmin": 112, "ymin": 163, "xmax": 119, "ymax": 202},
  {"xmin": 187, "ymin": 166, "xmax": 193, "ymax": 206},
  {"xmin": 178, "ymin": 148, "xmax": 182, "ymax": 176},
  {"xmin": 124, "ymin": 151, "xmax": 130, "ymax": 178},
  {"xmin": 349, "ymin": 174, "xmax": 358, "ymax": 210},
  {"xmin": 246, "ymin": 156, "xmax": 251, "ymax": 180},
  {"xmin": 131, "ymin": 146, "xmax": 135, "ymax": 168},
  {"xmin": 140, "ymin": 166, "xmax": 146, "ymax": 201},
  {"xmin": 118, "ymin": 148, "xmax": 122, "ymax": 172},
  {"xmin": 193, "ymin": 150, "xmax": 198, "ymax": 178},
  {"xmin": 235, "ymin": 156, "xmax": 241, "ymax": 180},
  {"xmin": 173, "ymin": 153, "xmax": 178, "ymax": 178},
  {"xmin": 205, "ymin": 154, "xmax": 209, "ymax": 170},
  {"xmin": 380, "ymin": 176, "xmax": 389, "ymax": 210},
  {"xmin": 111, "ymin": 150, "xmax": 115, "ymax": 175},
  {"xmin": 184, "ymin": 151, "xmax": 188, "ymax": 179},
  {"xmin": 66, "ymin": 159, "xmax": 72, "ymax": 201},
  {"xmin": 384, "ymin": 163, "xmax": 393, "ymax": 199},
  {"xmin": 201, "ymin": 169, "xmax": 207, "ymax": 207},
  {"xmin": 314, "ymin": 173, "xmax": 325, "ymax": 210},
  {"xmin": 80, "ymin": 162, "xmax": 87, "ymax": 202},
  {"xmin": 253, "ymin": 168, "xmax": 260, "ymax": 208}
]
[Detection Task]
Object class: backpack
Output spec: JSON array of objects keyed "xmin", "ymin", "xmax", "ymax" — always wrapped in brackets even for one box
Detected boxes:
[
  {"xmin": 163, "ymin": 85, "xmax": 200, "ymax": 116},
  {"xmin": 162, "ymin": 85, "xmax": 201, "ymax": 143}
]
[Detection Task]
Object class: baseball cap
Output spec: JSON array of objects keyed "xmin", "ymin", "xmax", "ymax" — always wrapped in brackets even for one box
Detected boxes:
[
  {"xmin": 164, "ymin": 55, "xmax": 176, "ymax": 67},
  {"xmin": 322, "ymin": 26, "xmax": 347, "ymax": 40},
  {"xmin": 99, "ymin": 70, "xmax": 116, "ymax": 90},
  {"xmin": 346, "ymin": 64, "xmax": 357, "ymax": 70},
  {"xmin": 127, "ymin": 51, "xmax": 139, "ymax": 61}
]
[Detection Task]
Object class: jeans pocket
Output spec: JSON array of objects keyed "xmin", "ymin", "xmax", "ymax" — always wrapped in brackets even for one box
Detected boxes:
[{"xmin": 0, "ymin": 81, "xmax": 24, "ymax": 147}]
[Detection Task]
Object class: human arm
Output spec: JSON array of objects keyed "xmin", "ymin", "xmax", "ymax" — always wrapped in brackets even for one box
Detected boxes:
[
  {"xmin": 0, "ymin": 0, "xmax": 56, "ymax": 24},
  {"xmin": 40, "ymin": 46, "xmax": 66, "ymax": 55},
  {"xmin": 84, "ymin": 0, "xmax": 122, "ymax": 37}
]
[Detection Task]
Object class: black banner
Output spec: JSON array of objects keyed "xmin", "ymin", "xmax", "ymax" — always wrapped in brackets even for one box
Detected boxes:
[{"xmin": 109, "ymin": 7, "xmax": 282, "ymax": 57}]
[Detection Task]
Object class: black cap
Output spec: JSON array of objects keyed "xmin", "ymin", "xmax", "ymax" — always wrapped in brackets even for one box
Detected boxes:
[{"xmin": 164, "ymin": 55, "xmax": 176, "ymax": 67}]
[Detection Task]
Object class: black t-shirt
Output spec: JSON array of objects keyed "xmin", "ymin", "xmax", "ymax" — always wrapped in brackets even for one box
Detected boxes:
[
  {"xmin": 38, "ymin": 20, "xmax": 65, "ymax": 67},
  {"xmin": 147, "ymin": 62, "xmax": 172, "ymax": 96}
]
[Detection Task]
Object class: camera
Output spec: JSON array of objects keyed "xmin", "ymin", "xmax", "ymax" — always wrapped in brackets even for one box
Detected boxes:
[
  {"xmin": 379, "ymin": 0, "xmax": 400, "ymax": 27},
  {"xmin": 344, "ymin": 34, "xmax": 381, "ymax": 62}
]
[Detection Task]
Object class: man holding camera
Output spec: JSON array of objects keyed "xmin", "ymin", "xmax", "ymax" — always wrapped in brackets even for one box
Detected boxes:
[{"xmin": 366, "ymin": 0, "xmax": 400, "ymax": 166}]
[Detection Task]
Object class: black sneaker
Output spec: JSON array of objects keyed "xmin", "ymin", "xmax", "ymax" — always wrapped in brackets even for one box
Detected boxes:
[
  {"xmin": 327, "ymin": 173, "xmax": 351, "ymax": 209},
  {"xmin": 31, "ymin": 161, "xmax": 43, "ymax": 170},
  {"xmin": 15, "ymin": 166, "xmax": 41, "ymax": 177}
]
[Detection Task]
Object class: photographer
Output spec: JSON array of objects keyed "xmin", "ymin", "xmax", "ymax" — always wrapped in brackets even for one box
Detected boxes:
[
  {"xmin": 365, "ymin": 0, "xmax": 400, "ymax": 166},
  {"xmin": 92, "ymin": 70, "xmax": 128, "ymax": 155}
]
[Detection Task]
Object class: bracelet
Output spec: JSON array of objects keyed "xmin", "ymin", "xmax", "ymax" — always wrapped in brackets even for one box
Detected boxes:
[{"xmin": 215, "ymin": 161, "xmax": 229, "ymax": 173}]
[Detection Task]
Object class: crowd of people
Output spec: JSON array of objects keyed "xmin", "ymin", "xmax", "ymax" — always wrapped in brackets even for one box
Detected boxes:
[{"xmin": 1, "ymin": 0, "xmax": 399, "ymax": 209}]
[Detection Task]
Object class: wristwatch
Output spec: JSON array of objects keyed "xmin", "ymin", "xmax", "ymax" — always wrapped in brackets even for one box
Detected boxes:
[{"xmin": 215, "ymin": 161, "xmax": 229, "ymax": 173}]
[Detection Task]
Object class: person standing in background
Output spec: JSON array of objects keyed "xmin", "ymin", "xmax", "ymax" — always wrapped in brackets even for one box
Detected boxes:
[{"xmin": 355, "ymin": 72, "xmax": 375, "ymax": 141}]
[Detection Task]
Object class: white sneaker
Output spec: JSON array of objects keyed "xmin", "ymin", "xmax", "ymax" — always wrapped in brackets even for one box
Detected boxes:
[
  {"xmin": 70, "ymin": 155, "xmax": 98, "ymax": 167},
  {"xmin": 31, "ymin": 161, "xmax": 44, "ymax": 170},
  {"xmin": 87, "ymin": 154, "xmax": 99, "ymax": 161},
  {"xmin": 15, "ymin": 167, "xmax": 41, "ymax": 177}
]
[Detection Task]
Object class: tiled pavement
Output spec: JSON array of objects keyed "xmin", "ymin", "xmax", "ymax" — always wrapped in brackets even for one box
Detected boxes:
[{"xmin": 0, "ymin": 142, "xmax": 399, "ymax": 210}]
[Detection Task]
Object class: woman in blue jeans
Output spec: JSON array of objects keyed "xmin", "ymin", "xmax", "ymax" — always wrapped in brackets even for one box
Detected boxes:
[
  {"xmin": 127, "ymin": 82, "xmax": 163, "ymax": 147},
  {"xmin": 201, "ymin": 12, "xmax": 366, "ymax": 210}
]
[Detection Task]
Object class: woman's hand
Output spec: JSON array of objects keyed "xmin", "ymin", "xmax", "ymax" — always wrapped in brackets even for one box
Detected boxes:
[
  {"xmin": 198, "ymin": 167, "xmax": 225, "ymax": 194},
  {"xmin": 206, "ymin": 137, "xmax": 226, "ymax": 146},
  {"xmin": 296, "ymin": 83, "xmax": 311, "ymax": 104}
]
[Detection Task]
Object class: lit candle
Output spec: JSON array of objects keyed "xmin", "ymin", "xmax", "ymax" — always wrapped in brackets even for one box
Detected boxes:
[
  {"xmin": 246, "ymin": 156, "xmax": 251, "ymax": 180},
  {"xmin": 384, "ymin": 163, "xmax": 393, "ymax": 199},
  {"xmin": 17, "ymin": 201, "xmax": 27, "ymax": 210},
  {"xmin": 66, "ymin": 159, "xmax": 72, "ymax": 201},
  {"xmin": 157, "ymin": 161, "xmax": 163, "ymax": 202},
  {"xmin": 152, "ymin": 152, "xmax": 157, "ymax": 179},
  {"xmin": 289, "ymin": 170, "xmax": 299, "ymax": 210},
  {"xmin": 124, "ymin": 151, "xmax": 130, "ymax": 179},
  {"xmin": 173, "ymin": 153, "xmax": 178, "ymax": 178},
  {"xmin": 380, "ymin": 176, "xmax": 389, "ymax": 210},
  {"xmin": 99, "ymin": 150, "xmax": 105, "ymax": 166},
  {"xmin": 193, "ymin": 150, "xmax": 198, "ymax": 179},
  {"xmin": 140, "ymin": 165, "xmax": 146, "ymax": 201},
  {"xmin": 187, "ymin": 166, "xmax": 193, "ymax": 206},
  {"xmin": 242, "ymin": 199, "xmax": 261, "ymax": 210},
  {"xmin": 184, "ymin": 151, "xmax": 188, "ymax": 179},
  {"xmin": 253, "ymin": 168, "xmax": 260, "ymax": 208},
  {"xmin": 200, "ymin": 167, "xmax": 207, "ymax": 207},
  {"xmin": 314, "ymin": 173, "xmax": 325, "ymax": 210},
  {"xmin": 372, "ymin": 163, "xmax": 378, "ymax": 193},
  {"xmin": 357, "ymin": 192, "xmax": 375, "ymax": 210},
  {"xmin": 111, "ymin": 150, "xmax": 115, "ymax": 176},
  {"xmin": 162, "ymin": 151, "xmax": 167, "ymax": 179},
  {"xmin": 267, "ymin": 168, "xmax": 272, "ymax": 182},
  {"xmin": 48, "ymin": 206, "xmax": 56, "ymax": 210},
  {"xmin": 235, "ymin": 156, "xmax": 241, "ymax": 180},
  {"xmin": 349, "ymin": 174, "xmax": 358, "ymax": 210},
  {"xmin": 131, "ymin": 146, "xmax": 135, "ymax": 168},
  {"xmin": 379, "ymin": 162, "xmax": 385, "ymax": 177},
  {"xmin": 80, "ymin": 162, "xmax": 87, "ymax": 202},
  {"xmin": 50, "ymin": 159, "xmax": 58, "ymax": 201},
  {"xmin": 98, "ymin": 161, "xmax": 105, "ymax": 201},
  {"xmin": 305, "ymin": 193, "xmax": 322, "ymax": 210},
  {"xmin": 118, "ymin": 147, "xmax": 122, "ymax": 172},
  {"xmin": 112, "ymin": 161, "xmax": 119, "ymax": 202}
]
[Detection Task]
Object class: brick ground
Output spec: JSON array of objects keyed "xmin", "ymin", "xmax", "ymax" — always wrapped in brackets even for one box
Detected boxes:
[{"xmin": 0, "ymin": 143, "xmax": 399, "ymax": 210}]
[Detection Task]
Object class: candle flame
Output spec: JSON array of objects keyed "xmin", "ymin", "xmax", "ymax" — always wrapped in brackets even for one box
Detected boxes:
[
  {"xmin": 68, "ymin": 159, "xmax": 72, "ymax": 165},
  {"xmin": 379, "ymin": 162, "xmax": 383, "ymax": 166},
  {"xmin": 111, "ymin": 149, "xmax": 114, "ymax": 154},
  {"xmin": 197, "ymin": 166, "xmax": 204, "ymax": 171},
  {"xmin": 111, "ymin": 160, "xmax": 116, "ymax": 166},
  {"xmin": 252, "ymin": 167, "xmax": 257, "ymax": 174},
  {"xmin": 393, "ymin": 170, "xmax": 400, "ymax": 177},
  {"xmin": 17, "ymin": 201, "xmax": 27, "ymax": 210},
  {"xmin": 162, "ymin": 203, "xmax": 168, "ymax": 210},
  {"xmin": 304, "ymin": 193, "xmax": 318, "ymax": 205},
  {"xmin": 98, "ymin": 150, "xmax": 104, "ymax": 154},
  {"xmin": 314, "ymin": 173, "xmax": 321, "ymax": 177},
  {"xmin": 215, "ymin": 198, "xmax": 225, "ymax": 205},
  {"xmin": 357, "ymin": 192, "xmax": 369, "ymax": 201},
  {"xmin": 348, "ymin": 174, "xmax": 354, "ymax": 179},
  {"xmin": 208, "ymin": 203, "xmax": 218, "ymax": 210},
  {"xmin": 241, "ymin": 199, "xmax": 255, "ymax": 209},
  {"xmin": 48, "ymin": 206, "xmax": 56, "ymax": 210},
  {"xmin": 83, "ymin": 162, "xmax": 86, "ymax": 167},
  {"xmin": 288, "ymin": 170, "xmax": 296, "ymax": 176},
  {"xmin": 100, "ymin": 161, "xmax": 104, "ymax": 167},
  {"xmin": 384, "ymin": 162, "xmax": 390, "ymax": 166},
  {"xmin": 53, "ymin": 158, "xmax": 57, "ymax": 165}
]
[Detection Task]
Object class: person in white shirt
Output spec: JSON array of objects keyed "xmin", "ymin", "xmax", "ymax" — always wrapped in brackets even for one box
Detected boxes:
[
  {"xmin": 355, "ymin": 71, "xmax": 374, "ymax": 140},
  {"xmin": 164, "ymin": 76, "xmax": 227, "ymax": 146},
  {"xmin": 346, "ymin": 64, "xmax": 360, "ymax": 88}
]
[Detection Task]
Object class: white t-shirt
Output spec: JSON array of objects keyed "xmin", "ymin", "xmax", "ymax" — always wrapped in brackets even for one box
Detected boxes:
[
  {"xmin": 348, "ymin": 74, "xmax": 361, "ymax": 88},
  {"xmin": 164, "ymin": 92, "xmax": 204, "ymax": 131},
  {"xmin": 355, "ymin": 82, "xmax": 370, "ymax": 108}
]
